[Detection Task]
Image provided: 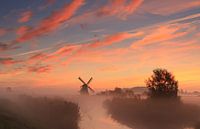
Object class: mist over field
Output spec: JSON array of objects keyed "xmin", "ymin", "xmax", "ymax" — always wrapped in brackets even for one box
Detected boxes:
[
  {"xmin": 0, "ymin": 89, "xmax": 80, "ymax": 129},
  {"xmin": 0, "ymin": 0, "xmax": 200, "ymax": 129},
  {"xmin": 0, "ymin": 86, "xmax": 200, "ymax": 129},
  {"xmin": 105, "ymin": 97, "xmax": 200, "ymax": 129}
]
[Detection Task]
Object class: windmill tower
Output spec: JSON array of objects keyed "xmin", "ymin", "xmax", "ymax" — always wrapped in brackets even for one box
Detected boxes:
[{"xmin": 78, "ymin": 77, "xmax": 94, "ymax": 95}]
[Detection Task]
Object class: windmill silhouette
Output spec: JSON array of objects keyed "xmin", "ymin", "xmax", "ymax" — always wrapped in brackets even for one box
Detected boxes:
[{"xmin": 78, "ymin": 77, "xmax": 94, "ymax": 95}]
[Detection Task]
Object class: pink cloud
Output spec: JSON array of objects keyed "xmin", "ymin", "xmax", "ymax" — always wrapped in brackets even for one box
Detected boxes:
[
  {"xmin": 63, "ymin": 46, "xmax": 130, "ymax": 66},
  {"xmin": 131, "ymin": 24, "xmax": 188, "ymax": 48},
  {"xmin": 142, "ymin": 0, "xmax": 200, "ymax": 15},
  {"xmin": 68, "ymin": 0, "xmax": 143, "ymax": 26},
  {"xmin": 28, "ymin": 65, "xmax": 51, "ymax": 73},
  {"xmin": 0, "ymin": 27, "xmax": 8, "ymax": 37},
  {"xmin": 16, "ymin": 26, "xmax": 31, "ymax": 35},
  {"xmin": 57, "ymin": 32, "xmax": 142, "ymax": 65},
  {"xmin": 0, "ymin": 41, "xmax": 19, "ymax": 52},
  {"xmin": 96, "ymin": 0, "xmax": 143, "ymax": 19},
  {"xmin": 0, "ymin": 42, "xmax": 9, "ymax": 51},
  {"xmin": 43, "ymin": 44, "xmax": 81, "ymax": 61},
  {"xmin": 0, "ymin": 57, "xmax": 20, "ymax": 65},
  {"xmin": 0, "ymin": 67, "xmax": 24, "ymax": 76},
  {"xmin": 50, "ymin": 45, "xmax": 79, "ymax": 56},
  {"xmin": 27, "ymin": 53, "xmax": 48, "ymax": 64},
  {"xmin": 88, "ymin": 32, "xmax": 143, "ymax": 48},
  {"xmin": 17, "ymin": 0, "xmax": 84, "ymax": 42},
  {"xmin": 18, "ymin": 11, "xmax": 33, "ymax": 23},
  {"xmin": 24, "ymin": 31, "xmax": 136, "ymax": 65},
  {"xmin": 26, "ymin": 44, "xmax": 80, "ymax": 65}
]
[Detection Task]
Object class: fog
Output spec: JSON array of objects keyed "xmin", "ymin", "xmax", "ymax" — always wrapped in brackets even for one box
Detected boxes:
[
  {"xmin": 0, "ymin": 88, "xmax": 79, "ymax": 129},
  {"xmin": 0, "ymin": 87, "xmax": 200, "ymax": 129},
  {"xmin": 71, "ymin": 96, "xmax": 131, "ymax": 129},
  {"xmin": 105, "ymin": 97, "xmax": 200, "ymax": 129}
]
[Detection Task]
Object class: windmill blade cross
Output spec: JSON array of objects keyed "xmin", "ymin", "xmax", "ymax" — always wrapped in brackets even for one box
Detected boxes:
[
  {"xmin": 87, "ymin": 77, "xmax": 93, "ymax": 84},
  {"xmin": 78, "ymin": 77, "xmax": 86, "ymax": 84},
  {"xmin": 88, "ymin": 86, "xmax": 95, "ymax": 92}
]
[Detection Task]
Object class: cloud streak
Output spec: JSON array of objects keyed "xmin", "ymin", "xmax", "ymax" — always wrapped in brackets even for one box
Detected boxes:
[
  {"xmin": 28, "ymin": 65, "xmax": 52, "ymax": 73},
  {"xmin": 68, "ymin": 0, "xmax": 143, "ymax": 27},
  {"xmin": 131, "ymin": 23, "xmax": 190, "ymax": 48},
  {"xmin": 0, "ymin": 57, "xmax": 20, "ymax": 65},
  {"xmin": 18, "ymin": 11, "xmax": 33, "ymax": 23},
  {"xmin": 17, "ymin": 0, "xmax": 84, "ymax": 42},
  {"xmin": 16, "ymin": 26, "xmax": 31, "ymax": 35},
  {"xmin": 0, "ymin": 42, "xmax": 11, "ymax": 52},
  {"xmin": 142, "ymin": 0, "xmax": 200, "ymax": 15},
  {"xmin": 96, "ymin": 0, "xmax": 143, "ymax": 19},
  {"xmin": 88, "ymin": 32, "xmax": 143, "ymax": 48},
  {"xmin": 0, "ymin": 27, "xmax": 8, "ymax": 37}
]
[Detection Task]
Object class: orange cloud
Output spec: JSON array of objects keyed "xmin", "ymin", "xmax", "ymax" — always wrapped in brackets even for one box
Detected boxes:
[
  {"xmin": 44, "ymin": 44, "xmax": 81, "ymax": 61},
  {"xmin": 28, "ymin": 65, "xmax": 51, "ymax": 73},
  {"xmin": 68, "ymin": 0, "xmax": 143, "ymax": 26},
  {"xmin": 26, "ymin": 44, "xmax": 80, "ymax": 65},
  {"xmin": 99, "ymin": 65, "xmax": 121, "ymax": 72},
  {"xmin": 17, "ymin": 0, "xmax": 84, "ymax": 42},
  {"xmin": 56, "ymin": 32, "xmax": 143, "ymax": 65},
  {"xmin": 142, "ymin": 0, "xmax": 200, "ymax": 15},
  {"xmin": 60, "ymin": 32, "xmax": 141, "ymax": 65},
  {"xmin": 131, "ymin": 24, "xmax": 188, "ymax": 48},
  {"xmin": 49, "ymin": 45, "xmax": 80, "ymax": 57},
  {"xmin": 88, "ymin": 32, "xmax": 143, "ymax": 48},
  {"xmin": 27, "ymin": 53, "xmax": 48, "ymax": 64},
  {"xmin": 0, "ymin": 67, "xmax": 24, "ymax": 77},
  {"xmin": 18, "ymin": 11, "xmax": 33, "ymax": 23}
]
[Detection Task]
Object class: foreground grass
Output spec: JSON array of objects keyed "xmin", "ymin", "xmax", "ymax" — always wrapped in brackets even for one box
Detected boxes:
[
  {"xmin": 0, "ymin": 95, "xmax": 80, "ymax": 129},
  {"xmin": 105, "ymin": 97, "xmax": 200, "ymax": 129}
]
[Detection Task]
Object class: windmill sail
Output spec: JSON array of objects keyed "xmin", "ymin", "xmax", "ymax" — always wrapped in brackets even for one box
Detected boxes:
[{"xmin": 78, "ymin": 77, "xmax": 94, "ymax": 95}]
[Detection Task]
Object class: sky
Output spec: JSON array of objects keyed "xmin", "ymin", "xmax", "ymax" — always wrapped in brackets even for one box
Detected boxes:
[{"xmin": 0, "ymin": 0, "xmax": 200, "ymax": 91}]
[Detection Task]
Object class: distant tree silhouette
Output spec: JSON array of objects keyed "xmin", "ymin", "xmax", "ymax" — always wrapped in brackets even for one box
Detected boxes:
[
  {"xmin": 114, "ymin": 87, "xmax": 123, "ymax": 94},
  {"xmin": 97, "ymin": 87, "xmax": 135, "ymax": 98},
  {"xmin": 146, "ymin": 68, "xmax": 178, "ymax": 98}
]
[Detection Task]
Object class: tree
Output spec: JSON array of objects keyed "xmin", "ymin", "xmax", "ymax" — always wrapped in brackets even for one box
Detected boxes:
[{"xmin": 146, "ymin": 68, "xmax": 178, "ymax": 98}]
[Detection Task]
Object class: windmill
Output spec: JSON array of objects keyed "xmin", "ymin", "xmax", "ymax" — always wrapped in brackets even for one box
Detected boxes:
[{"xmin": 78, "ymin": 77, "xmax": 95, "ymax": 95}]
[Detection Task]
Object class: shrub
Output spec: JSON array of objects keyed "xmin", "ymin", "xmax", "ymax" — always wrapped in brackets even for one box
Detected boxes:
[{"xmin": 146, "ymin": 68, "xmax": 178, "ymax": 98}]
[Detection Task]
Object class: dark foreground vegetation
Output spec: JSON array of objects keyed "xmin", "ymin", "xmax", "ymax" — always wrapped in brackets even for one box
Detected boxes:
[
  {"xmin": 105, "ymin": 98, "xmax": 200, "ymax": 129},
  {"xmin": 0, "ymin": 95, "xmax": 80, "ymax": 129},
  {"xmin": 105, "ymin": 69, "xmax": 200, "ymax": 129}
]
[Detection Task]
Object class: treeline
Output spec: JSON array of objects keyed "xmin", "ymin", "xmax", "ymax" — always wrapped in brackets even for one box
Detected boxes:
[{"xmin": 97, "ymin": 87, "xmax": 135, "ymax": 97}]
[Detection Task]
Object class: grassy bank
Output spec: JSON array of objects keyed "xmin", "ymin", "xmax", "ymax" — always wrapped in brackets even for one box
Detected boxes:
[
  {"xmin": 105, "ymin": 97, "xmax": 200, "ymax": 129},
  {"xmin": 0, "ymin": 95, "xmax": 80, "ymax": 129}
]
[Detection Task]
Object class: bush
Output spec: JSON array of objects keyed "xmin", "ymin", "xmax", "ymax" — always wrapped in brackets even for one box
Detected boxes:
[{"xmin": 146, "ymin": 68, "xmax": 178, "ymax": 98}]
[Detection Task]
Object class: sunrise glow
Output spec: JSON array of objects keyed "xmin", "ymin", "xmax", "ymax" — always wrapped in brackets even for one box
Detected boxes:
[{"xmin": 0, "ymin": 0, "xmax": 200, "ymax": 91}]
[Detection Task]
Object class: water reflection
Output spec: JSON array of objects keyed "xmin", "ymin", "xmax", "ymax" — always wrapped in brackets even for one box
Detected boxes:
[{"xmin": 74, "ymin": 96, "xmax": 131, "ymax": 129}]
